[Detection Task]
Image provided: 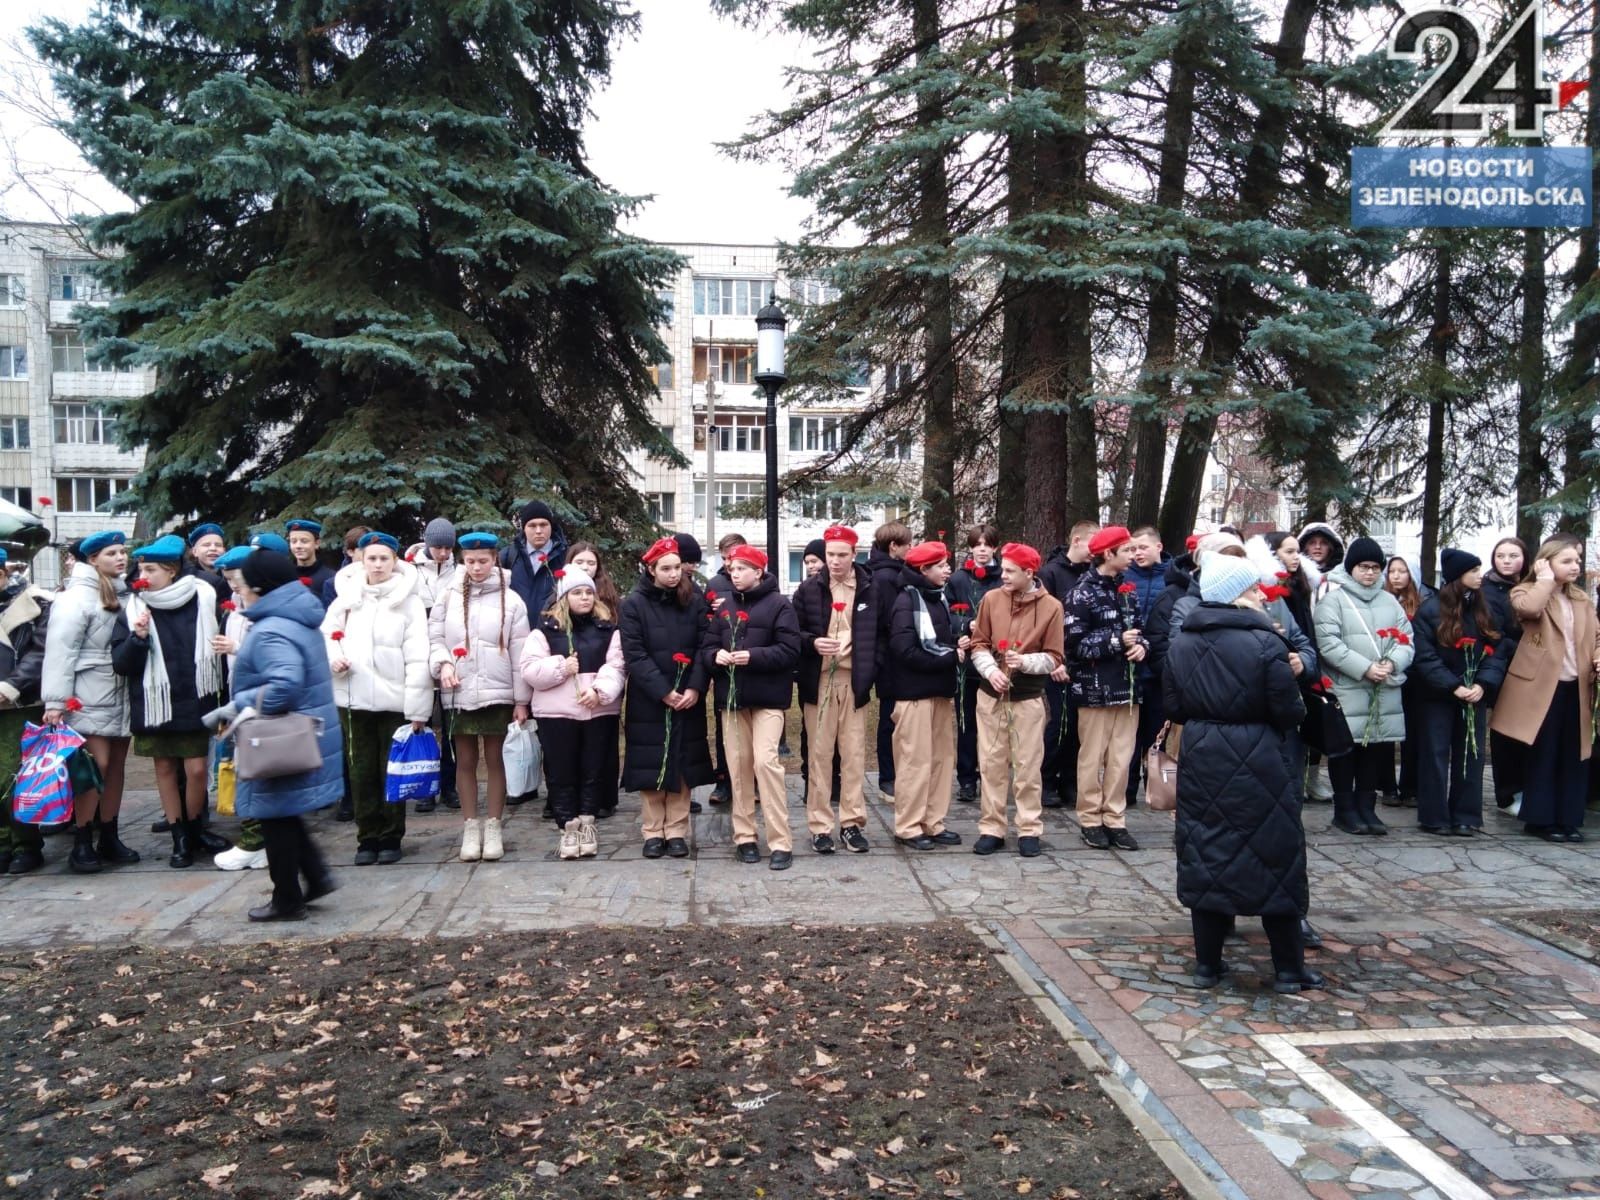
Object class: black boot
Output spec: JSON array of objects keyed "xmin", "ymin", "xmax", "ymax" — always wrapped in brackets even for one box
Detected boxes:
[
  {"xmin": 150, "ymin": 815, "xmax": 172, "ymax": 833},
  {"xmin": 1331, "ymin": 792, "xmax": 1369, "ymax": 835},
  {"xmin": 1355, "ymin": 791, "xmax": 1388, "ymax": 836},
  {"xmin": 1300, "ymin": 918, "xmax": 1323, "ymax": 950},
  {"xmin": 194, "ymin": 821, "xmax": 233, "ymax": 855},
  {"xmin": 335, "ymin": 795, "xmax": 354, "ymax": 822},
  {"xmin": 169, "ymin": 820, "xmax": 195, "ymax": 869},
  {"xmin": 95, "ymin": 817, "xmax": 141, "ymax": 865},
  {"xmin": 68, "ymin": 824, "xmax": 102, "ymax": 874}
]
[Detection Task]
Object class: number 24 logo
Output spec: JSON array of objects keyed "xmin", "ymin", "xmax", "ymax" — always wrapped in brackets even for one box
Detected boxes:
[{"xmin": 1382, "ymin": 2, "xmax": 1585, "ymax": 138}]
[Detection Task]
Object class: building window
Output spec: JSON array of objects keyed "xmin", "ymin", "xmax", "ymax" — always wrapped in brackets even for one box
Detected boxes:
[
  {"xmin": 1208, "ymin": 506, "xmax": 1225, "ymax": 524},
  {"xmin": 788, "ymin": 551, "xmax": 806, "ymax": 583},
  {"xmin": 693, "ymin": 478, "xmax": 763, "ymax": 522},
  {"xmin": 0, "ymin": 487, "xmax": 32, "ymax": 509},
  {"xmin": 50, "ymin": 331, "xmax": 125, "ymax": 374},
  {"xmin": 795, "ymin": 279, "xmax": 838, "ymax": 306},
  {"xmin": 844, "ymin": 358, "xmax": 870, "ymax": 389},
  {"xmin": 0, "ymin": 347, "xmax": 26, "ymax": 380},
  {"xmin": 1209, "ymin": 472, "xmax": 1227, "ymax": 492},
  {"xmin": 646, "ymin": 492, "xmax": 676, "ymax": 524},
  {"xmin": 656, "ymin": 288, "xmax": 675, "ymax": 326},
  {"xmin": 56, "ymin": 475, "xmax": 131, "ymax": 513},
  {"xmin": 657, "ymin": 423, "xmax": 674, "ymax": 445},
  {"xmin": 0, "ymin": 276, "xmax": 24, "ymax": 308},
  {"xmin": 790, "ymin": 415, "xmax": 844, "ymax": 453},
  {"xmin": 0, "ymin": 418, "xmax": 29, "ymax": 450},
  {"xmin": 692, "ymin": 277, "xmax": 774, "ymax": 317},
  {"xmin": 793, "ymin": 486, "xmax": 850, "ymax": 522},
  {"xmin": 49, "ymin": 262, "xmax": 114, "ymax": 303},
  {"xmin": 695, "ymin": 412, "xmax": 764, "ymax": 453},
  {"xmin": 54, "ymin": 402, "xmax": 119, "ymax": 445},
  {"xmin": 649, "ymin": 361, "xmax": 674, "ymax": 391},
  {"xmin": 692, "ymin": 344, "xmax": 754, "ymax": 386},
  {"xmin": 885, "ymin": 433, "xmax": 914, "ymax": 461}
]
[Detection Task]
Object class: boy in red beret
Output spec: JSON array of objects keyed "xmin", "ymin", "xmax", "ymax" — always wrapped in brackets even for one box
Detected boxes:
[
  {"xmin": 968, "ymin": 542, "xmax": 1065, "ymax": 856},
  {"xmin": 887, "ymin": 541, "xmax": 962, "ymax": 848}
]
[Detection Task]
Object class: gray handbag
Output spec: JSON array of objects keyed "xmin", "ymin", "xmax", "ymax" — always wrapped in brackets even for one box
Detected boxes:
[{"xmin": 233, "ymin": 690, "xmax": 324, "ymax": 781}]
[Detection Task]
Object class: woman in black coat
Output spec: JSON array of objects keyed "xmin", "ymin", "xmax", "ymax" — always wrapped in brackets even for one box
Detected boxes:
[
  {"xmin": 617, "ymin": 540, "xmax": 714, "ymax": 860},
  {"xmin": 1482, "ymin": 536, "xmax": 1529, "ymax": 810},
  {"xmin": 1162, "ymin": 554, "xmax": 1320, "ymax": 995}
]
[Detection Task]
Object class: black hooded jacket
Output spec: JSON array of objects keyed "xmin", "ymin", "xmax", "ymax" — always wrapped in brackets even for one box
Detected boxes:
[
  {"xmin": 697, "ymin": 572, "xmax": 803, "ymax": 711},
  {"xmin": 887, "ymin": 563, "xmax": 958, "ymax": 702},
  {"xmin": 793, "ymin": 562, "xmax": 878, "ymax": 707},
  {"xmin": 617, "ymin": 572, "xmax": 714, "ymax": 794},
  {"xmin": 1146, "ymin": 553, "xmax": 1198, "ymax": 678}
]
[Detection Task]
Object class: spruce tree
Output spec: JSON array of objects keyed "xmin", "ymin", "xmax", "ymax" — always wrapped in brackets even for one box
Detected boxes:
[{"xmin": 32, "ymin": 0, "xmax": 679, "ymax": 541}]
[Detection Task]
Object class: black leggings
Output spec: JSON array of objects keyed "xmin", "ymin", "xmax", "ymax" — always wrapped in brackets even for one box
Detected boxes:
[
  {"xmin": 1191, "ymin": 908, "xmax": 1302, "ymax": 974},
  {"xmin": 1329, "ymin": 742, "xmax": 1392, "ymax": 794},
  {"xmin": 536, "ymin": 717, "xmax": 610, "ymax": 823}
]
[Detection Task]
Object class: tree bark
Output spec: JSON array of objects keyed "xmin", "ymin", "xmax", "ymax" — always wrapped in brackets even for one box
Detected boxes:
[
  {"xmin": 1558, "ymin": 8, "xmax": 1600, "ymax": 538},
  {"xmin": 1517, "ymin": 226, "xmax": 1546, "ymax": 549},
  {"xmin": 1420, "ymin": 242, "xmax": 1451, "ymax": 588}
]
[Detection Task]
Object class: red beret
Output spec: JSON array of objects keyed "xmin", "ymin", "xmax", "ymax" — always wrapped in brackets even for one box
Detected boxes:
[
  {"xmin": 822, "ymin": 525, "xmax": 859, "ymax": 547},
  {"xmin": 727, "ymin": 544, "xmax": 769, "ymax": 571},
  {"xmin": 905, "ymin": 541, "xmax": 949, "ymax": 569},
  {"xmin": 641, "ymin": 536, "xmax": 680, "ymax": 565},
  {"xmin": 1088, "ymin": 525, "xmax": 1132, "ymax": 556},
  {"xmin": 1000, "ymin": 542, "xmax": 1041, "ymax": 573}
]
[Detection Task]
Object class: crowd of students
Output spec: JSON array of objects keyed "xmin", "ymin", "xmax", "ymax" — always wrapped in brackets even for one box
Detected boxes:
[{"xmin": 0, "ymin": 504, "xmax": 1593, "ymax": 916}]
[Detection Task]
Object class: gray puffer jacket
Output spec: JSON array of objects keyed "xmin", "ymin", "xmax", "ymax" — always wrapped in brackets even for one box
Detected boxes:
[
  {"xmin": 42, "ymin": 564, "xmax": 131, "ymax": 737},
  {"xmin": 1314, "ymin": 567, "xmax": 1415, "ymax": 743}
]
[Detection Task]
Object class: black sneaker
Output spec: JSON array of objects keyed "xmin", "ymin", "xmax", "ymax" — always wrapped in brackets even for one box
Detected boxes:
[
  {"xmin": 354, "ymin": 845, "xmax": 378, "ymax": 866},
  {"xmin": 710, "ymin": 783, "xmax": 732, "ymax": 806},
  {"xmin": 151, "ymin": 816, "xmax": 172, "ymax": 833},
  {"xmin": 956, "ymin": 784, "xmax": 978, "ymax": 804},
  {"xmin": 1274, "ymin": 968, "xmax": 1326, "ymax": 995},
  {"xmin": 414, "ymin": 796, "xmax": 437, "ymax": 814},
  {"xmin": 840, "ymin": 826, "xmax": 870, "ymax": 853},
  {"xmin": 7, "ymin": 847, "xmax": 43, "ymax": 875},
  {"xmin": 1017, "ymin": 836, "xmax": 1041, "ymax": 857},
  {"xmin": 1081, "ymin": 826, "xmax": 1111, "ymax": 850},
  {"xmin": 895, "ymin": 834, "xmax": 936, "ymax": 850},
  {"xmin": 878, "ymin": 780, "xmax": 895, "ymax": 798},
  {"xmin": 439, "ymin": 791, "xmax": 461, "ymax": 811},
  {"xmin": 811, "ymin": 833, "xmax": 835, "ymax": 855},
  {"xmin": 335, "ymin": 797, "xmax": 354, "ymax": 822},
  {"xmin": 930, "ymin": 830, "xmax": 961, "ymax": 845},
  {"xmin": 769, "ymin": 850, "xmax": 793, "ymax": 871},
  {"xmin": 1108, "ymin": 828, "xmax": 1139, "ymax": 851},
  {"xmin": 972, "ymin": 834, "xmax": 1005, "ymax": 855},
  {"xmin": 376, "ymin": 847, "xmax": 402, "ymax": 865},
  {"xmin": 666, "ymin": 838, "xmax": 690, "ymax": 858},
  {"xmin": 689, "ymin": 800, "xmax": 703, "ymax": 814},
  {"xmin": 642, "ymin": 838, "xmax": 666, "ymax": 859},
  {"xmin": 735, "ymin": 842, "xmax": 760, "ymax": 864}
]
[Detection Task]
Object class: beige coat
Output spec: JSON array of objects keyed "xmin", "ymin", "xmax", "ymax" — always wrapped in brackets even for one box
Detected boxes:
[{"xmin": 1490, "ymin": 577, "xmax": 1600, "ymax": 757}]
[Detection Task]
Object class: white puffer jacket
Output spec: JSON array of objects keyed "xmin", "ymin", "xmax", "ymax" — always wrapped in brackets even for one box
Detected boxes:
[
  {"xmin": 42, "ymin": 563, "xmax": 131, "ymax": 737},
  {"xmin": 428, "ymin": 568, "xmax": 532, "ymax": 710},
  {"xmin": 321, "ymin": 560, "xmax": 432, "ymax": 721},
  {"xmin": 415, "ymin": 556, "xmax": 458, "ymax": 614}
]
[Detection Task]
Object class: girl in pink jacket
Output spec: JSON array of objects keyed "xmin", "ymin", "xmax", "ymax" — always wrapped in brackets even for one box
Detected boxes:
[{"xmin": 519, "ymin": 568, "xmax": 625, "ymax": 860}]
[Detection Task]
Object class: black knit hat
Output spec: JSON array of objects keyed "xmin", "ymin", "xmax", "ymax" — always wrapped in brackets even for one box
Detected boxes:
[
  {"xmin": 1440, "ymin": 548, "xmax": 1482, "ymax": 585},
  {"xmin": 804, "ymin": 538, "xmax": 826, "ymax": 560},
  {"xmin": 1344, "ymin": 537, "xmax": 1385, "ymax": 572},
  {"xmin": 241, "ymin": 549, "xmax": 301, "ymax": 594},
  {"xmin": 673, "ymin": 533, "xmax": 703, "ymax": 565},
  {"xmin": 516, "ymin": 500, "xmax": 554, "ymax": 529}
]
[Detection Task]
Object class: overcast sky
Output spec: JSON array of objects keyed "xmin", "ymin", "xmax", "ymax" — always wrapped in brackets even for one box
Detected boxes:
[{"xmin": 0, "ymin": 0, "xmax": 815, "ymax": 244}]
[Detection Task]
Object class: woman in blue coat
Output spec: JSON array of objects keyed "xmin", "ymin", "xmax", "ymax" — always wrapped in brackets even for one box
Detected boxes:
[{"xmin": 226, "ymin": 550, "xmax": 342, "ymax": 921}]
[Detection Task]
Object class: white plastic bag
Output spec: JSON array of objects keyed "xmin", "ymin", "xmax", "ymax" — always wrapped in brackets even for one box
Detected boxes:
[{"xmin": 503, "ymin": 720, "xmax": 541, "ymax": 798}]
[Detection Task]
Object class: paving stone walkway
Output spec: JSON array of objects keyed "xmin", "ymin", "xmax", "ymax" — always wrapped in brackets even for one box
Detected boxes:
[{"xmin": 3, "ymin": 775, "xmax": 1598, "ymax": 1200}]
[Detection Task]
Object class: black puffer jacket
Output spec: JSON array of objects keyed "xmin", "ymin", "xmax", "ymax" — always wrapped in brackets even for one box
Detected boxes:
[
  {"xmin": 1481, "ymin": 570, "xmax": 1523, "ymax": 656},
  {"xmin": 0, "ymin": 585, "xmax": 50, "ymax": 707},
  {"xmin": 887, "ymin": 563, "xmax": 958, "ymax": 701},
  {"xmin": 110, "ymin": 599, "xmax": 219, "ymax": 735},
  {"xmin": 793, "ymin": 563, "xmax": 878, "ymax": 707},
  {"xmin": 1064, "ymin": 570, "xmax": 1148, "ymax": 707},
  {"xmin": 1410, "ymin": 593, "xmax": 1509, "ymax": 704},
  {"xmin": 698, "ymin": 572, "xmax": 802, "ymax": 711},
  {"xmin": 866, "ymin": 547, "xmax": 903, "ymax": 680},
  {"xmin": 948, "ymin": 558, "xmax": 1004, "ymax": 612},
  {"xmin": 618, "ymin": 574, "xmax": 714, "ymax": 794},
  {"xmin": 1037, "ymin": 546, "xmax": 1089, "ymax": 605},
  {"xmin": 1145, "ymin": 554, "xmax": 1196, "ymax": 677},
  {"xmin": 1162, "ymin": 603, "xmax": 1308, "ymax": 917}
]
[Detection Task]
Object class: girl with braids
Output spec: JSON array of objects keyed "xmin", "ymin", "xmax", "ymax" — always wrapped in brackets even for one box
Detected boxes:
[
  {"xmin": 429, "ymin": 532, "xmax": 531, "ymax": 862},
  {"xmin": 1410, "ymin": 550, "xmax": 1507, "ymax": 836},
  {"xmin": 566, "ymin": 541, "xmax": 623, "ymax": 818}
]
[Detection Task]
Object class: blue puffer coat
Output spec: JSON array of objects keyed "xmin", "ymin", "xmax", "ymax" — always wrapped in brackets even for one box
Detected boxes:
[{"xmin": 229, "ymin": 583, "xmax": 343, "ymax": 819}]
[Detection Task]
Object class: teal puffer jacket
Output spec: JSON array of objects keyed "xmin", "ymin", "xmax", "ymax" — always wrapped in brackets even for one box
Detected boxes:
[{"xmin": 1314, "ymin": 567, "xmax": 1415, "ymax": 744}]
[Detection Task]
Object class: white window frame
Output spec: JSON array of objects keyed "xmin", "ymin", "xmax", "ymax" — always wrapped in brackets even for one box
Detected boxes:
[
  {"xmin": 646, "ymin": 492, "xmax": 676, "ymax": 524},
  {"xmin": 0, "ymin": 346, "xmax": 26, "ymax": 380},
  {"xmin": 50, "ymin": 330, "xmax": 126, "ymax": 374},
  {"xmin": 0, "ymin": 487, "xmax": 32, "ymax": 509},
  {"xmin": 55, "ymin": 476, "xmax": 131, "ymax": 514},
  {"xmin": 692, "ymin": 277, "xmax": 774, "ymax": 317},
  {"xmin": 0, "ymin": 275, "xmax": 24, "ymax": 308},
  {"xmin": 0, "ymin": 417, "xmax": 29, "ymax": 451},
  {"xmin": 789, "ymin": 415, "xmax": 843, "ymax": 453},
  {"xmin": 696, "ymin": 412, "xmax": 764, "ymax": 453},
  {"xmin": 54, "ymin": 402, "xmax": 119, "ymax": 446},
  {"xmin": 49, "ymin": 262, "xmax": 114, "ymax": 303},
  {"xmin": 693, "ymin": 344, "xmax": 754, "ymax": 386},
  {"xmin": 692, "ymin": 478, "xmax": 763, "ymax": 522}
]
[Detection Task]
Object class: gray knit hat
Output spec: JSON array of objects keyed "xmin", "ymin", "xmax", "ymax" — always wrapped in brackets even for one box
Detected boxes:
[{"xmin": 423, "ymin": 517, "xmax": 457, "ymax": 550}]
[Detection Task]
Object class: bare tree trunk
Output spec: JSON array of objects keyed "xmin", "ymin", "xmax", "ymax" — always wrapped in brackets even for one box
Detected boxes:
[
  {"xmin": 1420, "ymin": 243, "xmax": 1451, "ymax": 588},
  {"xmin": 994, "ymin": 1, "xmax": 1035, "ymax": 539},
  {"xmin": 1558, "ymin": 8, "xmax": 1600, "ymax": 537}
]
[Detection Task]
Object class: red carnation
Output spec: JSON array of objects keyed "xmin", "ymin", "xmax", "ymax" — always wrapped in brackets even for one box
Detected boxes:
[
  {"xmin": 220, "ymin": 599, "xmax": 236, "ymax": 612},
  {"xmin": 1318, "ymin": 676, "xmax": 1334, "ymax": 691},
  {"xmin": 299, "ymin": 576, "xmax": 313, "ymax": 587},
  {"xmin": 832, "ymin": 601, "xmax": 846, "ymax": 612},
  {"xmin": 1455, "ymin": 636, "xmax": 1477, "ymax": 650},
  {"xmin": 331, "ymin": 630, "xmax": 345, "ymax": 641},
  {"xmin": 964, "ymin": 559, "xmax": 975, "ymax": 571},
  {"xmin": 1118, "ymin": 582, "xmax": 1137, "ymax": 594},
  {"xmin": 553, "ymin": 569, "xmax": 565, "ymax": 579},
  {"xmin": 705, "ymin": 591, "xmax": 717, "ymax": 602},
  {"xmin": 37, "ymin": 496, "xmax": 52, "ymax": 508},
  {"xmin": 1395, "ymin": 633, "xmax": 1412, "ymax": 646},
  {"xmin": 673, "ymin": 652, "xmax": 693, "ymax": 665},
  {"xmin": 997, "ymin": 639, "xmax": 1009, "ymax": 651},
  {"xmin": 65, "ymin": 697, "xmax": 83, "ymax": 713},
  {"xmin": 950, "ymin": 602, "xmax": 970, "ymax": 613},
  {"xmin": 453, "ymin": 646, "xmax": 468, "ymax": 659},
  {"xmin": 736, "ymin": 610, "xmax": 749, "ymax": 622},
  {"xmin": 1483, "ymin": 644, "xmax": 1495, "ymax": 656},
  {"xmin": 129, "ymin": 579, "xmax": 149, "ymax": 592},
  {"xmin": 974, "ymin": 566, "xmax": 987, "ymax": 580},
  {"xmin": 937, "ymin": 530, "xmax": 946, "ymax": 540},
  {"xmin": 1276, "ymin": 571, "xmax": 1290, "ymax": 581}
]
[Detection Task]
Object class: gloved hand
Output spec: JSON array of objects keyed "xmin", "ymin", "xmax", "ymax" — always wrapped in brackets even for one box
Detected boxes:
[{"xmin": 202, "ymin": 701, "xmax": 240, "ymax": 731}]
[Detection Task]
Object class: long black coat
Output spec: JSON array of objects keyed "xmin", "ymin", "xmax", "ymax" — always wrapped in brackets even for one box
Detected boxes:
[
  {"xmin": 698, "ymin": 572, "xmax": 802, "ymax": 711},
  {"xmin": 1162, "ymin": 603, "xmax": 1309, "ymax": 917},
  {"xmin": 793, "ymin": 563, "xmax": 878, "ymax": 707},
  {"xmin": 110, "ymin": 599, "xmax": 218, "ymax": 736},
  {"xmin": 1410, "ymin": 594, "xmax": 1509, "ymax": 704},
  {"xmin": 887, "ymin": 564, "xmax": 958, "ymax": 702},
  {"xmin": 618, "ymin": 575, "xmax": 714, "ymax": 794}
]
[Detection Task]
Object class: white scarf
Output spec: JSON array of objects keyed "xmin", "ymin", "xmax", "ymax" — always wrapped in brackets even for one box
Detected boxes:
[{"xmin": 124, "ymin": 574, "xmax": 221, "ymax": 728}]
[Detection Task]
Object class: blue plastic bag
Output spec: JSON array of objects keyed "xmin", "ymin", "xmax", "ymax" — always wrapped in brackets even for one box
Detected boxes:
[
  {"xmin": 12, "ymin": 722, "xmax": 86, "ymax": 827},
  {"xmin": 385, "ymin": 726, "xmax": 441, "ymax": 805}
]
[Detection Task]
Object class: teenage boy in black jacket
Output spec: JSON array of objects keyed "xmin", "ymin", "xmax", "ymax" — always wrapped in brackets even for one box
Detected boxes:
[{"xmin": 888, "ymin": 542, "xmax": 964, "ymax": 849}]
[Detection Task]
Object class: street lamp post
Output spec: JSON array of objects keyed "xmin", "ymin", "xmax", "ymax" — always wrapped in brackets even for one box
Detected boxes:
[{"xmin": 754, "ymin": 293, "xmax": 787, "ymax": 569}]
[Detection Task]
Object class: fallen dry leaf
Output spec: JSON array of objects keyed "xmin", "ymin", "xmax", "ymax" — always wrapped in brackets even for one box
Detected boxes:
[{"xmin": 201, "ymin": 1163, "xmax": 238, "ymax": 1188}]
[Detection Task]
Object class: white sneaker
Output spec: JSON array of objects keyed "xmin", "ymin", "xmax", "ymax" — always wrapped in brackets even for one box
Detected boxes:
[
  {"xmin": 1508, "ymin": 795, "xmax": 1522, "ymax": 818},
  {"xmin": 459, "ymin": 819, "xmax": 482, "ymax": 862},
  {"xmin": 559, "ymin": 820, "xmax": 581, "ymax": 860},
  {"xmin": 578, "ymin": 815, "xmax": 598, "ymax": 858},
  {"xmin": 214, "ymin": 845, "xmax": 267, "ymax": 871},
  {"xmin": 481, "ymin": 817, "xmax": 503, "ymax": 861}
]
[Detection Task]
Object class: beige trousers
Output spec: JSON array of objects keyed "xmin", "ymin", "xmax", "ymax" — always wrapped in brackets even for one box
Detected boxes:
[
  {"xmin": 976, "ymin": 690, "xmax": 1046, "ymax": 838},
  {"xmin": 727, "ymin": 708, "xmax": 791, "ymax": 852},
  {"xmin": 639, "ymin": 787, "xmax": 691, "ymax": 841},
  {"xmin": 1077, "ymin": 704, "xmax": 1139, "ymax": 829},
  {"xmin": 804, "ymin": 673, "xmax": 867, "ymax": 836},
  {"xmin": 891, "ymin": 696, "xmax": 956, "ymax": 839}
]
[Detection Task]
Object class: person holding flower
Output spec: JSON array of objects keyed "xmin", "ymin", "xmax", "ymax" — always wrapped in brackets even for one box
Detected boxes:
[
  {"xmin": 566, "ymin": 541, "xmax": 624, "ymax": 819},
  {"xmin": 970, "ymin": 542, "xmax": 1065, "ymax": 856},
  {"xmin": 1314, "ymin": 536, "xmax": 1415, "ymax": 836},
  {"xmin": 698, "ymin": 544, "xmax": 802, "ymax": 869},
  {"xmin": 1490, "ymin": 534, "xmax": 1600, "ymax": 842},
  {"xmin": 793, "ymin": 525, "xmax": 878, "ymax": 856},
  {"xmin": 1063, "ymin": 527, "xmax": 1146, "ymax": 852},
  {"xmin": 950, "ymin": 525, "xmax": 1006, "ymax": 804},
  {"xmin": 1410, "ymin": 549, "xmax": 1506, "ymax": 836},
  {"xmin": 619, "ymin": 538, "xmax": 713, "ymax": 859},
  {"xmin": 429, "ymin": 532, "xmax": 531, "ymax": 863},
  {"xmin": 521, "ymin": 568, "xmax": 625, "ymax": 861},
  {"xmin": 888, "ymin": 541, "xmax": 962, "ymax": 848}
]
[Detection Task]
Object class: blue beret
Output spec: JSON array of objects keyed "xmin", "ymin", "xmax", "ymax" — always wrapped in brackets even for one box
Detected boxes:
[
  {"xmin": 187, "ymin": 522, "xmax": 224, "ymax": 547},
  {"xmin": 79, "ymin": 530, "xmax": 127, "ymax": 557},
  {"xmin": 249, "ymin": 532, "xmax": 291, "ymax": 554},
  {"xmin": 284, "ymin": 519, "xmax": 323, "ymax": 536},
  {"xmin": 131, "ymin": 533, "xmax": 186, "ymax": 564},
  {"xmin": 214, "ymin": 546, "xmax": 253, "ymax": 571},
  {"xmin": 458, "ymin": 531, "xmax": 500, "ymax": 551},
  {"xmin": 358, "ymin": 531, "xmax": 401, "ymax": 554},
  {"xmin": 0, "ymin": 548, "xmax": 9, "ymax": 565}
]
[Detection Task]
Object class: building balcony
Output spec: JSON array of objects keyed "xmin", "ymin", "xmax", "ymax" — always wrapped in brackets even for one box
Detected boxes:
[
  {"xmin": 52, "ymin": 442, "xmax": 142, "ymax": 473},
  {"xmin": 51, "ymin": 371, "xmax": 154, "ymax": 399}
]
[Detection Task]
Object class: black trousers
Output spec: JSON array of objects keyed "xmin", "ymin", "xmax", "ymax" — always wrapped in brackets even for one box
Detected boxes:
[
  {"xmin": 876, "ymin": 687, "xmax": 896, "ymax": 786},
  {"xmin": 1522, "ymin": 680, "xmax": 1590, "ymax": 831},
  {"xmin": 1191, "ymin": 908, "xmax": 1302, "ymax": 974},
  {"xmin": 712, "ymin": 701, "xmax": 729, "ymax": 787},
  {"xmin": 1329, "ymin": 742, "xmax": 1391, "ymax": 794},
  {"xmin": 599, "ymin": 713, "xmax": 621, "ymax": 808},
  {"xmin": 1489, "ymin": 728, "xmax": 1524, "ymax": 805},
  {"xmin": 1039, "ymin": 678, "xmax": 1076, "ymax": 799},
  {"xmin": 1414, "ymin": 698, "xmax": 1485, "ymax": 829},
  {"xmin": 959, "ymin": 672, "xmax": 984, "ymax": 789},
  {"xmin": 537, "ymin": 717, "xmax": 610, "ymax": 823},
  {"xmin": 260, "ymin": 816, "xmax": 329, "ymax": 910},
  {"xmin": 1125, "ymin": 683, "xmax": 1166, "ymax": 804},
  {"xmin": 1379, "ymin": 681, "xmax": 1421, "ymax": 796}
]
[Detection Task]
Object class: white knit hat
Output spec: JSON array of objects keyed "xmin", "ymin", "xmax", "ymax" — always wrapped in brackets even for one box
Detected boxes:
[
  {"xmin": 1200, "ymin": 554, "xmax": 1262, "ymax": 605},
  {"xmin": 557, "ymin": 566, "xmax": 596, "ymax": 600}
]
